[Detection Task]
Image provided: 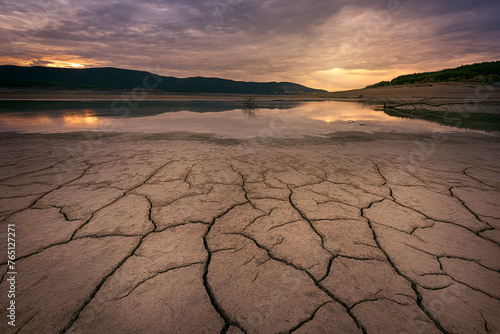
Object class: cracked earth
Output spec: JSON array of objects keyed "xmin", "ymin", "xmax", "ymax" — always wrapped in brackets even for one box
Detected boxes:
[{"xmin": 0, "ymin": 132, "xmax": 499, "ymax": 334}]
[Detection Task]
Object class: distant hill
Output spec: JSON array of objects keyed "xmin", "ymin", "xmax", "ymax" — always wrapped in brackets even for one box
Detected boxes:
[
  {"xmin": 0, "ymin": 65, "xmax": 325, "ymax": 95},
  {"xmin": 368, "ymin": 61, "xmax": 500, "ymax": 88}
]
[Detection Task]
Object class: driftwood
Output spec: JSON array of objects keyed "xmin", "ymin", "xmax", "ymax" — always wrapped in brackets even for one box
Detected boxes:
[{"xmin": 371, "ymin": 97, "xmax": 500, "ymax": 115}]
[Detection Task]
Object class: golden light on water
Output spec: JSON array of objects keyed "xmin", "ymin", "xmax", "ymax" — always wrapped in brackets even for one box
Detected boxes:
[
  {"xmin": 63, "ymin": 110, "xmax": 99, "ymax": 126},
  {"xmin": 0, "ymin": 110, "xmax": 100, "ymax": 132},
  {"xmin": 0, "ymin": 101, "xmax": 465, "ymax": 135}
]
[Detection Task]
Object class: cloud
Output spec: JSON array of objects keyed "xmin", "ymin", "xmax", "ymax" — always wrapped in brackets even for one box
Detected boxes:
[{"xmin": 0, "ymin": 0, "xmax": 499, "ymax": 90}]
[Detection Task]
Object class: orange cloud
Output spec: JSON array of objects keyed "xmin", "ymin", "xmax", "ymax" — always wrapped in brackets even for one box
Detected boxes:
[
  {"xmin": 0, "ymin": 56, "xmax": 35, "ymax": 67},
  {"xmin": 0, "ymin": 55, "xmax": 103, "ymax": 68}
]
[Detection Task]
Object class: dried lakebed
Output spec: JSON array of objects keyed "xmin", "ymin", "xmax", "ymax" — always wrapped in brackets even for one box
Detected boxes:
[{"xmin": 0, "ymin": 131, "xmax": 499, "ymax": 334}]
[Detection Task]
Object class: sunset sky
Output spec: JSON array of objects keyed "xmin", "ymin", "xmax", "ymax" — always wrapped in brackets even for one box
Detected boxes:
[{"xmin": 0, "ymin": 0, "xmax": 499, "ymax": 91}]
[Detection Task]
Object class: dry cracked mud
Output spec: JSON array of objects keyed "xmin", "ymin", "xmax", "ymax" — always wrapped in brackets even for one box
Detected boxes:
[{"xmin": 0, "ymin": 131, "xmax": 499, "ymax": 334}]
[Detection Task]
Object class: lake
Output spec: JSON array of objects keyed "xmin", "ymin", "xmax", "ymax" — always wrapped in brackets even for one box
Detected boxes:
[{"xmin": 0, "ymin": 100, "xmax": 497, "ymax": 138}]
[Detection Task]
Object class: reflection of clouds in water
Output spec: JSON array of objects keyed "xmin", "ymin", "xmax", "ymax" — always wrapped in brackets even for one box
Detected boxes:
[
  {"xmin": 294, "ymin": 101, "xmax": 397, "ymax": 123},
  {"xmin": 0, "ymin": 101, "xmax": 488, "ymax": 137},
  {"xmin": 0, "ymin": 109, "xmax": 102, "ymax": 133},
  {"xmin": 0, "ymin": 114, "xmax": 55, "ymax": 127}
]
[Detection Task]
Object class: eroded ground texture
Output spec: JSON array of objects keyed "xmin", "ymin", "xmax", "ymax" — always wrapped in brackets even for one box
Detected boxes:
[{"xmin": 0, "ymin": 132, "xmax": 499, "ymax": 334}]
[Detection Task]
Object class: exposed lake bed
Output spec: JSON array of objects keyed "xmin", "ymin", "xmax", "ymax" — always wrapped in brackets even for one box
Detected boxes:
[{"xmin": 0, "ymin": 130, "xmax": 499, "ymax": 333}]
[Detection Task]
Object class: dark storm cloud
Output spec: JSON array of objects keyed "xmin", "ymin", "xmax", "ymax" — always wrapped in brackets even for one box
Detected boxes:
[
  {"xmin": 407, "ymin": 0, "xmax": 500, "ymax": 16},
  {"xmin": 0, "ymin": 0, "xmax": 499, "ymax": 90},
  {"xmin": 28, "ymin": 0, "xmax": 350, "ymax": 39}
]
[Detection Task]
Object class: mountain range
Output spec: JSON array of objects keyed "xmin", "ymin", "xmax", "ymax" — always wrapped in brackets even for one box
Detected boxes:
[{"xmin": 0, "ymin": 65, "xmax": 325, "ymax": 95}]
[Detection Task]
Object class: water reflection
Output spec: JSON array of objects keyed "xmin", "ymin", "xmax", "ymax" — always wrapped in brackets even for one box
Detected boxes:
[
  {"xmin": 241, "ymin": 96, "xmax": 259, "ymax": 119},
  {"xmin": 63, "ymin": 109, "xmax": 99, "ymax": 127},
  {"xmin": 0, "ymin": 100, "xmax": 496, "ymax": 137},
  {"xmin": 383, "ymin": 107, "xmax": 500, "ymax": 132}
]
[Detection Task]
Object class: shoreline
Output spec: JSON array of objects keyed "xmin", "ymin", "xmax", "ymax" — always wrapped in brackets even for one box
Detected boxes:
[
  {"xmin": 1, "ymin": 83, "xmax": 499, "ymax": 116},
  {"xmin": 0, "ymin": 89, "xmax": 326, "ymax": 102},
  {"xmin": 1, "ymin": 82, "xmax": 499, "ymax": 102},
  {"xmin": 1, "ymin": 83, "xmax": 499, "ymax": 135}
]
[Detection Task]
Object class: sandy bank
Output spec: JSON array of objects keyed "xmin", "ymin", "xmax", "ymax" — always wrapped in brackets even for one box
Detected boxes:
[
  {"xmin": 315, "ymin": 83, "xmax": 500, "ymax": 115},
  {"xmin": 317, "ymin": 82, "xmax": 500, "ymax": 101}
]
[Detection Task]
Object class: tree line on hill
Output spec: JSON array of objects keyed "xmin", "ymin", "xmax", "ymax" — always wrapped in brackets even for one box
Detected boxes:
[{"xmin": 368, "ymin": 61, "xmax": 500, "ymax": 88}]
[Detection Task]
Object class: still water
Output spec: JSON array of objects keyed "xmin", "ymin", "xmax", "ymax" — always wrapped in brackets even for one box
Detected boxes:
[{"xmin": 0, "ymin": 100, "xmax": 496, "ymax": 138}]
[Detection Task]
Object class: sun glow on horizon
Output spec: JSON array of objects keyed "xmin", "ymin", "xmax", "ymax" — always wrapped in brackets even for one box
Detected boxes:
[
  {"xmin": 46, "ymin": 61, "xmax": 85, "ymax": 68},
  {"xmin": 0, "ymin": 55, "xmax": 102, "ymax": 69},
  {"xmin": 307, "ymin": 67, "xmax": 409, "ymax": 91}
]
